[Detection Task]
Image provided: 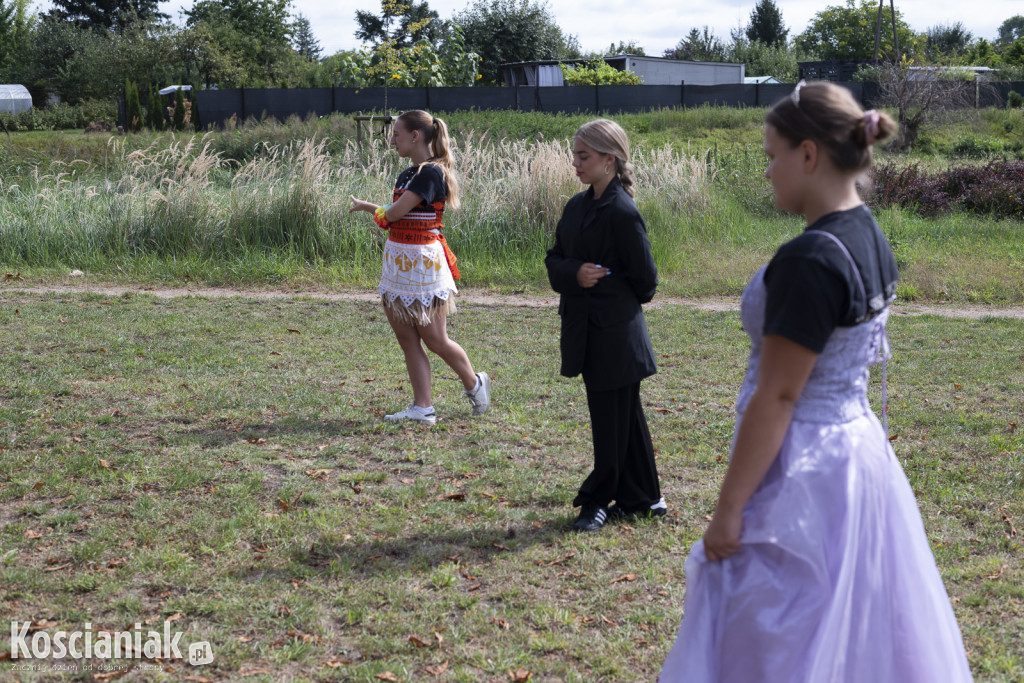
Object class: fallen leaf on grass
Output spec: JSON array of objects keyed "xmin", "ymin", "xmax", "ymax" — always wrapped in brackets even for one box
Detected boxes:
[
  {"xmin": 1002, "ymin": 512, "xmax": 1018, "ymax": 537},
  {"xmin": 888, "ymin": 434, "xmax": 899, "ymax": 442},
  {"xmin": 409, "ymin": 635, "xmax": 430, "ymax": 648},
  {"xmin": 305, "ymin": 469, "xmax": 333, "ymax": 480},
  {"xmin": 98, "ymin": 459, "xmax": 113, "ymax": 469},
  {"xmin": 437, "ymin": 492, "xmax": 466, "ymax": 501},
  {"xmin": 270, "ymin": 351, "xmax": 282, "ymax": 356},
  {"xmin": 424, "ymin": 661, "xmax": 449, "ymax": 676},
  {"xmin": 43, "ymin": 563, "xmax": 70, "ymax": 572},
  {"xmin": 32, "ymin": 481, "xmax": 44, "ymax": 490},
  {"xmin": 239, "ymin": 666, "xmax": 274, "ymax": 676},
  {"xmin": 492, "ymin": 617, "xmax": 510, "ymax": 630},
  {"xmin": 287, "ymin": 328, "xmax": 301, "ymax": 334},
  {"xmin": 325, "ymin": 658, "xmax": 354, "ymax": 668},
  {"xmin": 349, "ymin": 483, "xmax": 363, "ymax": 494},
  {"xmin": 24, "ymin": 529, "xmax": 44, "ymax": 539},
  {"xmin": 610, "ymin": 573, "xmax": 637, "ymax": 584},
  {"xmin": 434, "ymin": 631, "xmax": 444, "ymax": 648},
  {"xmin": 536, "ymin": 550, "xmax": 576, "ymax": 566},
  {"xmin": 374, "ymin": 673, "xmax": 399, "ymax": 681},
  {"xmin": 165, "ymin": 613, "xmax": 184, "ymax": 623},
  {"xmin": 983, "ymin": 564, "xmax": 1008, "ymax": 580},
  {"xmin": 509, "ymin": 668, "xmax": 532, "ymax": 682},
  {"xmin": 600, "ymin": 615, "xmax": 618, "ymax": 626},
  {"xmin": 399, "ymin": 478, "xmax": 415, "ymax": 484},
  {"xmin": 654, "ymin": 407, "xmax": 675, "ymax": 414},
  {"xmin": 362, "ymin": 377, "xmax": 377, "ymax": 383}
]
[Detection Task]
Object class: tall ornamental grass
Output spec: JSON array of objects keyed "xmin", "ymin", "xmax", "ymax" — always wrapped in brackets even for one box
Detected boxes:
[{"xmin": 0, "ymin": 131, "xmax": 714, "ymax": 284}]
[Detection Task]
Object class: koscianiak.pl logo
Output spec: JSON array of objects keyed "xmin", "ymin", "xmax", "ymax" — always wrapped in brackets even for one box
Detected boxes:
[{"xmin": 8, "ymin": 621, "xmax": 214, "ymax": 667}]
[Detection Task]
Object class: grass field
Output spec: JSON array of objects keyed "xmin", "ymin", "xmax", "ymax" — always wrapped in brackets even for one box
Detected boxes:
[
  {"xmin": 1, "ymin": 290, "xmax": 1021, "ymax": 681},
  {"xmin": 1, "ymin": 107, "xmax": 1023, "ymax": 303}
]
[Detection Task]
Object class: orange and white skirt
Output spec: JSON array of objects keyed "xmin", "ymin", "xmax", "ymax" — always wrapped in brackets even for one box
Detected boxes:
[{"xmin": 378, "ymin": 238, "xmax": 457, "ymax": 326}]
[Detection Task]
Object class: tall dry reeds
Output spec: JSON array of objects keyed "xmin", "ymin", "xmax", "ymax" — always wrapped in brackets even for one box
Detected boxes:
[{"xmin": 0, "ymin": 128, "xmax": 714, "ymax": 279}]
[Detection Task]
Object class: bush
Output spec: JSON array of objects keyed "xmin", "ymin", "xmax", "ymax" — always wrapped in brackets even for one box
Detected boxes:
[
  {"xmin": 872, "ymin": 160, "xmax": 1024, "ymax": 219},
  {"xmin": 0, "ymin": 99, "xmax": 117, "ymax": 131},
  {"xmin": 1009, "ymin": 91, "xmax": 1024, "ymax": 110}
]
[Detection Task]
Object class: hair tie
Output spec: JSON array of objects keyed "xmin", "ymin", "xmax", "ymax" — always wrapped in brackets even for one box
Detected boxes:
[{"xmin": 862, "ymin": 110, "xmax": 881, "ymax": 145}]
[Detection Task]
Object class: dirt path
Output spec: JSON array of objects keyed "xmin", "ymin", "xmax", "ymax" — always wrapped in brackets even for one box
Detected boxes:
[{"xmin": 3, "ymin": 283, "xmax": 1024, "ymax": 319}]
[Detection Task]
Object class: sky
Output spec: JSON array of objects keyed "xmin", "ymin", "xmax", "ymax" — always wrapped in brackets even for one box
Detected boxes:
[{"xmin": 28, "ymin": 0, "xmax": 1024, "ymax": 57}]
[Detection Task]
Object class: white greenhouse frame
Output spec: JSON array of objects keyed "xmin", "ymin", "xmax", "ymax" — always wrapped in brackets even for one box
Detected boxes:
[{"xmin": 0, "ymin": 84, "xmax": 32, "ymax": 115}]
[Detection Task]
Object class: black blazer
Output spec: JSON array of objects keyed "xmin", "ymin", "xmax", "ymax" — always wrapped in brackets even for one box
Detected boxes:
[{"xmin": 544, "ymin": 177, "xmax": 658, "ymax": 392}]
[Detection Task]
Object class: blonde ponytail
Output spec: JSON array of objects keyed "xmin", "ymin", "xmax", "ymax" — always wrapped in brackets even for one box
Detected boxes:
[{"xmin": 396, "ymin": 110, "xmax": 460, "ymax": 209}]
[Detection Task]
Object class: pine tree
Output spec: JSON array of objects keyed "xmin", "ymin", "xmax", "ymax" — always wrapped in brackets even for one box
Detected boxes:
[
  {"xmin": 746, "ymin": 0, "xmax": 788, "ymax": 47},
  {"xmin": 190, "ymin": 97, "xmax": 201, "ymax": 131},
  {"xmin": 146, "ymin": 88, "xmax": 164, "ymax": 131},
  {"xmin": 125, "ymin": 79, "xmax": 142, "ymax": 132},
  {"xmin": 172, "ymin": 88, "xmax": 185, "ymax": 131},
  {"xmin": 293, "ymin": 13, "xmax": 322, "ymax": 61}
]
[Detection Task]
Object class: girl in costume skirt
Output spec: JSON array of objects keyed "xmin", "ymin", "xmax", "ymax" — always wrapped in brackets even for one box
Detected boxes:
[
  {"xmin": 660, "ymin": 82, "xmax": 972, "ymax": 682},
  {"xmin": 350, "ymin": 110, "xmax": 489, "ymax": 425}
]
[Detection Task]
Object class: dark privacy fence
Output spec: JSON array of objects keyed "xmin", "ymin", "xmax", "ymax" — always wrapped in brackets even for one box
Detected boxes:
[{"xmin": 188, "ymin": 82, "xmax": 1024, "ymax": 129}]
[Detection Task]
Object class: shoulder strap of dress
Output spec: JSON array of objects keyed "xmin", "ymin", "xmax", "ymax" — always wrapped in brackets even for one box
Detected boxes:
[
  {"xmin": 806, "ymin": 229, "xmax": 893, "ymax": 441},
  {"xmin": 804, "ymin": 229, "xmax": 866, "ymax": 302}
]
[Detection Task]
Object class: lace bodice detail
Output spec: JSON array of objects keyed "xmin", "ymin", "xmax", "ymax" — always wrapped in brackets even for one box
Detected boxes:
[{"xmin": 737, "ymin": 265, "xmax": 891, "ymax": 423}]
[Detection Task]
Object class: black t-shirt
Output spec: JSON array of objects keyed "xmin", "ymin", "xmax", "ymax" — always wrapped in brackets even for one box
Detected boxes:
[
  {"xmin": 763, "ymin": 204, "xmax": 899, "ymax": 353},
  {"xmin": 395, "ymin": 163, "xmax": 446, "ymax": 206}
]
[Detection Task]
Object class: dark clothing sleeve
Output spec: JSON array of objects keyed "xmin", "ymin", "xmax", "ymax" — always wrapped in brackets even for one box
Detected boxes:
[
  {"xmin": 613, "ymin": 209, "xmax": 658, "ymax": 304},
  {"xmin": 763, "ymin": 255, "xmax": 850, "ymax": 353},
  {"xmin": 403, "ymin": 164, "xmax": 445, "ymax": 205},
  {"xmin": 545, "ymin": 201, "xmax": 587, "ymax": 296}
]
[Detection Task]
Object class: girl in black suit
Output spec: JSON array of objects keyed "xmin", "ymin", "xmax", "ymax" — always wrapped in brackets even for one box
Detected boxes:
[{"xmin": 545, "ymin": 119, "xmax": 665, "ymax": 532}]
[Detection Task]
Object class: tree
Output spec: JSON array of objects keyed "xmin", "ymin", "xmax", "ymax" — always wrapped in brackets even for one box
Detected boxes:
[
  {"xmin": 45, "ymin": 0, "xmax": 168, "ymax": 33},
  {"xmin": 355, "ymin": 0, "xmax": 443, "ymax": 50},
  {"xmin": 728, "ymin": 36, "xmax": 805, "ymax": 81},
  {"xmin": 746, "ymin": 0, "xmax": 788, "ymax": 48},
  {"xmin": 292, "ymin": 13, "xmax": 320, "ymax": 61},
  {"xmin": 604, "ymin": 40, "xmax": 645, "ymax": 56},
  {"xmin": 125, "ymin": 78, "xmax": 142, "ymax": 131},
  {"xmin": 925, "ymin": 22, "xmax": 972, "ymax": 60},
  {"xmin": 172, "ymin": 86, "xmax": 185, "ymax": 130},
  {"xmin": 186, "ymin": 0, "xmax": 293, "ymax": 85},
  {"xmin": 664, "ymin": 27, "xmax": 727, "ymax": 62},
  {"xmin": 145, "ymin": 85, "xmax": 164, "ymax": 130},
  {"xmin": 870, "ymin": 58, "xmax": 996, "ymax": 150},
  {"xmin": 795, "ymin": 0, "xmax": 921, "ymax": 60},
  {"xmin": 997, "ymin": 15, "xmax": 1024, "ymax": 46},
  {"xmin": 0, "ymin": 0, "xmax": 32, "ymax": 73},
  {"xmin": 454, "ymin": 0, "xmax": 580, "ymax": 85}
]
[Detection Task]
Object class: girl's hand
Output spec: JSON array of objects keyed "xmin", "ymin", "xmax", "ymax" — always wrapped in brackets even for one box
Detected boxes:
[
  {"xmin": 349, "ymin": 196, "xmax": 376, "ymax": 214},
  {"xmin": 702, "ymin": 507, "xmax": 743, "ymax": 562},
  {"xmin": 577, "ymin": 262, "xmax": 610, "ymax": 288}
]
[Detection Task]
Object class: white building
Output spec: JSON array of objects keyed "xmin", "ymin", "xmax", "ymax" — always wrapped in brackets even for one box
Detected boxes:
[{"xmin": 502, "ymin": 55, "xmax": 745, "ymax": 87}]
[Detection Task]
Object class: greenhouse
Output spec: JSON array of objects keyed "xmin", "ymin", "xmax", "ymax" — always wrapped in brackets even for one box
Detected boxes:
[{"xmin": 0, "ymin": 84, "xmax": 32, "ymax": 115}]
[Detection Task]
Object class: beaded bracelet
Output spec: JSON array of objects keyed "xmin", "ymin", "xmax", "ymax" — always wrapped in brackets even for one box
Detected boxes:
[{"xmin": 373, "ymin": 205, "xmax": 391, "ymax": 229}]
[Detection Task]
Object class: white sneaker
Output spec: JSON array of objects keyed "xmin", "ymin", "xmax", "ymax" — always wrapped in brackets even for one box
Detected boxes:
[
  {"xmin": 384, "ymin": 405, "xmax": 436, "ymax": 425},
  {"xmin": 464, "ymin": 372, "xmax": 491, "ymax": 415}
]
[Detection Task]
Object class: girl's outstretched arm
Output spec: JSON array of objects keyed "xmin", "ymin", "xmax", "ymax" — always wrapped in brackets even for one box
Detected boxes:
[
  {"xmin": 703, "ymin": 335, "xmax": 819, "ymax": 562},
  {"xmin": 349, "ymin": 191, "xmax": 424, "ymax": 223}
]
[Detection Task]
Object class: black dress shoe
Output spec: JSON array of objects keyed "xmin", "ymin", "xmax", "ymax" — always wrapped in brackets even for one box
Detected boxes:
[
  {"xmin": 573, "ymin": 505, "xmax": 608, "ymax": 532},
  {"xmin": 607, "ymin": 497, "xmax": 668, "ymax": 521}
]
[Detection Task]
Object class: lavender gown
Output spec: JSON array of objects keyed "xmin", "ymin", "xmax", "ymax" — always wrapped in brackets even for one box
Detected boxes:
[{"xmin": 660, "ymin": 264, "xmax": 973, "ymax": 682}]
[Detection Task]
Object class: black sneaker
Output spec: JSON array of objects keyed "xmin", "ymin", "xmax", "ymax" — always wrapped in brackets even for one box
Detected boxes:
[
  {"xmin": 608, "ymin": 497, "xmax": 667, "ymax": 522},
  {"xmin": 572, "ymin": 505, "xmax": 608, "ymax": 532}
]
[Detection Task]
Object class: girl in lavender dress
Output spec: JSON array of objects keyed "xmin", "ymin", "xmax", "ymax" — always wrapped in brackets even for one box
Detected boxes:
[{"xmin": 660, "ymin": 82, "xmax": 973, "ymax": 682}]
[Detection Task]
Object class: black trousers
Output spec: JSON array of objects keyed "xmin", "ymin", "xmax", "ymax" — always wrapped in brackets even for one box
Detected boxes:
[{"xmin": 573, "ymin": 380, "xmax": 661, "ymax": 510}]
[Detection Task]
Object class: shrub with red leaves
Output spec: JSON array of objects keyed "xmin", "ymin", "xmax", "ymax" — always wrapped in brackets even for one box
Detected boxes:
[{"xmin": 870, "ymin": 161, "xmax": 1024, "ymax": 219}]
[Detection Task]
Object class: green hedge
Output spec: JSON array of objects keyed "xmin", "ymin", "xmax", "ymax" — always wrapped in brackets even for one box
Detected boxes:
[{"xmin": 0, "ymin": 99, "xmax": 117, "ymax": 132}]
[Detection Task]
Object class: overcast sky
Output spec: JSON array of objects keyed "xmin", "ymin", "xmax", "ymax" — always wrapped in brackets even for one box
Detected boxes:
[{"xmin": 28, "ymin": 0, "xmax": 1024, "ymax": 57}]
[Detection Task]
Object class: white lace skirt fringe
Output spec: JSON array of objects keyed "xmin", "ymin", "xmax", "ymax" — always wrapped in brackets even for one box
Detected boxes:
[{"xmin": 381, "ymin": 291, "xmax": 456, "ymax": 327}]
